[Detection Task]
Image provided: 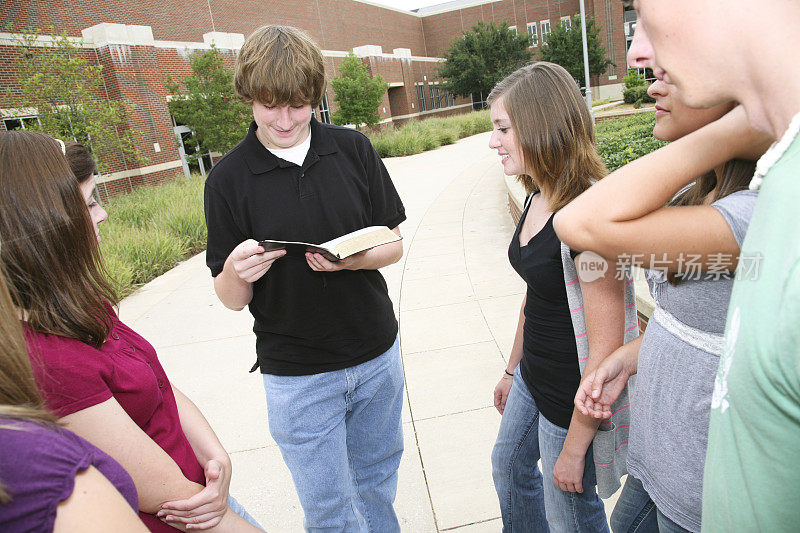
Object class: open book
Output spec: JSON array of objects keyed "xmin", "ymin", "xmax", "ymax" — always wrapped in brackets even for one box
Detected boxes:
[{"xmin": 259, "ymin": 226, "xmax": 401, "ymax": 262}]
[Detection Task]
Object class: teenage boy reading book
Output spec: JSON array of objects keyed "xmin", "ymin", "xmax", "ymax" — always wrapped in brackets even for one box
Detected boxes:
[{"xmin": 203, "ymin": 25, "xmax": 406, "ymax": 532}]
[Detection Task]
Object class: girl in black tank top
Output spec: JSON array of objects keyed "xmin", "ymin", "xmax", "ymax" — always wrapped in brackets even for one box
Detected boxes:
[
  {"xmin": 487, "ymin": 62, "xmax": 624, "ymax": 532},
  {"xmin": 508, "ymin": 194, "xmax": 581, "ymax": 430}
]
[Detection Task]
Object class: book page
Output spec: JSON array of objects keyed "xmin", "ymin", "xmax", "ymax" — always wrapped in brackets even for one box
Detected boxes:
[
  {"xmin": 323, "ymin": 226, "xmax": 401, "ymax": 259},
  {"xmin": 260, "ymin": 239, "xmax": 316, "ymax": 251}
]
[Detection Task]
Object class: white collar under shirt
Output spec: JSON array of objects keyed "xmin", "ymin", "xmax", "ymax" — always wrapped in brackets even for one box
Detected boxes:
[{"xmin": 265, "ymin": 130, "xmax": 312, "ymax": 167}]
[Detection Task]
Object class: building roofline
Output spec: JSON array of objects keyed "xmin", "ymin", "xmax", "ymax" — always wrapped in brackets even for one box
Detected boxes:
[
  {"xmin": 350, "ymin": 0, "xmax": 422, "ymax": 17},
  {"xmin": 414, "ymin": 0, "xmax": 503, "ymax": 16},
  {"xmin": 0, "ymin": 29, "xmax": 445, "ymax": 61},
  {"xmin": 349, "ymin": 0, "xmax": 504, "ymax": 18}
]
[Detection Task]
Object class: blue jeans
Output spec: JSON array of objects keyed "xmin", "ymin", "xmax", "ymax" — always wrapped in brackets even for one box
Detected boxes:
[
  {"xmin": 228, "ymin": 495, "xmax": 264, "ymax": 530},
  {"xmin": 610, "ymin": 475, "xmax": 691, "ymax": 533},
  {"xmin": 262, "ymin": 337, "xmax": 404, "ymax": 532},
  {"xmin": 491, "ymin": 368, "xmax": 609, "ymax": 533}
]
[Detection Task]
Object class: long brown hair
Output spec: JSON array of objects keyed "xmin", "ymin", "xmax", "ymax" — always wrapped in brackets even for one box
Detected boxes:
[
  {"xmin": 0, "ymin": 262, "xmax": 55, "ymax": 424},
  {"xmin": 488, "ymin": 61, "xmax": 607, "ymax": 211},
  {"xmin": 0, "ymin": 131, "xmax": 116, "ymax": 348},
  {"xmin": 666, "ymin": 157, "xmax": 756, "ymax": 285},
  {"xmin": 670, "ymin": 159, "xmax": 756, "ymax": 207},
  {"xmin": 0, "ymin": 256, "xmax": 57, "ymax": 503}
]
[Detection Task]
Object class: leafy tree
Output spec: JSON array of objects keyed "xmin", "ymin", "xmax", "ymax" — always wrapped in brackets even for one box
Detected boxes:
[
  {"xmin": 167, "ymin": 45, "xmax": 251, "ymax": 159},
  {"xmin": 538, "ymin": 15, "xmax": 613, "ymax": 89},
  {"xmin": 330, "ymin": 52, "xmax": 388, "ymax": 129},
  {"xmin": 438, "ymin": 21, "xmax": 533, "ymax": 101},
  {"xmin": 8, "ymin": 29, "xmax": 144, "ymax": 172}
]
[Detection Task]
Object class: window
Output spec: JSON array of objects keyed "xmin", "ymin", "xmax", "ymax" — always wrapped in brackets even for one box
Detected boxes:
[
  {"xmin": 3, "ymin": 115, "xmax": 40, "ymax": 131},
  {"xmin": 540, "ymin": 20, "xmax": 551, "ymax": 43},
  {"xmin": 317, "ymin": 93, "xmax": 331, "ymax": 124},
  {"xmin": 471, "ymin": 91, "xmax": 487, "ymax": 110},
  {"xmin": 417, "ymin": 84, "xmax": 427, "ymax": 111},
  {"xmin": 430, "ymin": 85, "xmax": 437, "ymax": 109},
  {"xmin": 624, "ymin": 6, "xmax": 638, "ymax": 53},
  {"xmin": 625, "ymin": 21, "xmax": 636, "ymax": 39},
  {"xmin": 435, "ymin": 87, "xmax": 441, "ymax": 109},
  {"xmin": 527, "ymin": 22, "xmax": 539, "ymax": 46},
  {"xmin": 508, "ymin": 25, "xmax": 518, "ymax": 36},
  {"xmin": 560, "ymin": 16, "xmax": 572, "ymax": 30}
]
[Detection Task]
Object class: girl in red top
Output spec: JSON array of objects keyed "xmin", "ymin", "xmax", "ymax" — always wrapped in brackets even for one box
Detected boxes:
[
  {"xmin": 0, "ymin": 131, "xmax": 261, "ymax": 533},
  {"xmin": 0, "ymin": 230, "xmax": 145, "ymax": 532}
]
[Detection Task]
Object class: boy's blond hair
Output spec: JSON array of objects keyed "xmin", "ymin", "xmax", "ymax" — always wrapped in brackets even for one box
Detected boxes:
[{"xmin": 235, "ymin": 25, "xmax": 326, "ymax": 107}]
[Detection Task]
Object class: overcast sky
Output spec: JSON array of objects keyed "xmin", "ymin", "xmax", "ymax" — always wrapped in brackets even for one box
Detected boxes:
[{"xmin": 368, "ymin": 0, "xmax": 448, "ymax": 12}]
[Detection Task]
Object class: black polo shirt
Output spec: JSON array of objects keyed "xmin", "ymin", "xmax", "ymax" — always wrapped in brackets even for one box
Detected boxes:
[{"xmin": 204, "ymin": 119, "xmax": 406, "ymax": 375}]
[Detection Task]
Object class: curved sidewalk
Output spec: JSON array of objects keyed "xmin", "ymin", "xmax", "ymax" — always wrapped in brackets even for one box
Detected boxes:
[{"xmin": 118, "ymin": 131, "xmax": 617, "ymax": 531}]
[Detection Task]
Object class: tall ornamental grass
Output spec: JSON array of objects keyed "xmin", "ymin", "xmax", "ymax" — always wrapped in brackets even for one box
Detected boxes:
[
  {"xmin": 100, "ymin": 175, "xmax": 206, "ymax": 298},
  {"xmin": 369, "ymin": 110, "xmax": 491, "ymax": 157}
]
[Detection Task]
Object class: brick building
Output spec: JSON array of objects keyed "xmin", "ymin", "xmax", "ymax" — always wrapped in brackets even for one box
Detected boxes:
[{"xmin": 1, "ymin": 0, "xmax": 631, "ymax": 194}]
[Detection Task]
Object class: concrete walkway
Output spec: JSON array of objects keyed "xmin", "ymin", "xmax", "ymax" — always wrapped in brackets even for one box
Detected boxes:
[{"xmin": 119, "ymin": 131, "xmax": 619, "ymax": 531}]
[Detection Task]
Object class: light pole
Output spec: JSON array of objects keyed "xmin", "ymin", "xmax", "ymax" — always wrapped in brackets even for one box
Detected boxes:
[{"xmin": 579, "ymin": 0, "xmax": 594, "ymax": 121}]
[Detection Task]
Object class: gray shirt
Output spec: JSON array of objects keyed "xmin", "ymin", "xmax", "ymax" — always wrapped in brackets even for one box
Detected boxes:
[{"xmin": 627, "ymin": 189, "xmax": 758, "ymax": 532}]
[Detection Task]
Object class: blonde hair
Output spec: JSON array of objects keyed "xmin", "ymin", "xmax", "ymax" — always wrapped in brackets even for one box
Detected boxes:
[
  {"xmin": 235, "ymin": 25, "xmax": 326, "ymax": 107},
  {"xmin": 488, "ymin": 62, "xmax": 607, "ymax": 211}
]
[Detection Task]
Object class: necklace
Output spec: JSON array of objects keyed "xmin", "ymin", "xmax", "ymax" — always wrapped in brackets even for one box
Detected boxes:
[{"xmin": 749, "ymin": 111, "xmax": 800, "ymax": 190}]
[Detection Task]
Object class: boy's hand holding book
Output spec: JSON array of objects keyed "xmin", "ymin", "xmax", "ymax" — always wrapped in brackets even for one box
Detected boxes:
[
  {"xmin": 306, "ymin": 249, "xmax": 368, "ymax": 272},
  {"xmin": 227, "ymin": 239, "xmax": 286, "ymax": 283},
  {"xmin": 259, "ymin": 226, "xmax": 402, "ymax": 271}
]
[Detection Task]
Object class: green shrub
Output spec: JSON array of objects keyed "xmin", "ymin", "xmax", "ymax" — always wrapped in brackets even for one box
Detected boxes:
[
  {"xmin": 623, "ymin": 70, "xmax": 647, "ymax": 89},
  {"xmin": 596, "ymin": 113, "xmax": 667, "ymax": 171},
  {"xmin": 622, "ymin": 86, "xmax": 638, "ymax": 104},
  {"xmin": 623, "ymin": 85, "xmax": 655, "ymax": 104}
]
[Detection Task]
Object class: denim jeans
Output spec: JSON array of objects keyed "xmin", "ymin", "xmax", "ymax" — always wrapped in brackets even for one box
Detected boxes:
[
  {"xmin": 492, "ymin": 368, "xmax": 609, "ymax": 533},
  {"xmin": 610, "ymin": 475, "xmax": 691, "ymax": 533},
  {"xmin": 228, "ymin": 495, "xmax": 264, "ymax": 530},
  {"xmin": 262, "ymin": 337, "xmax": 404, "ymax": 532}
]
